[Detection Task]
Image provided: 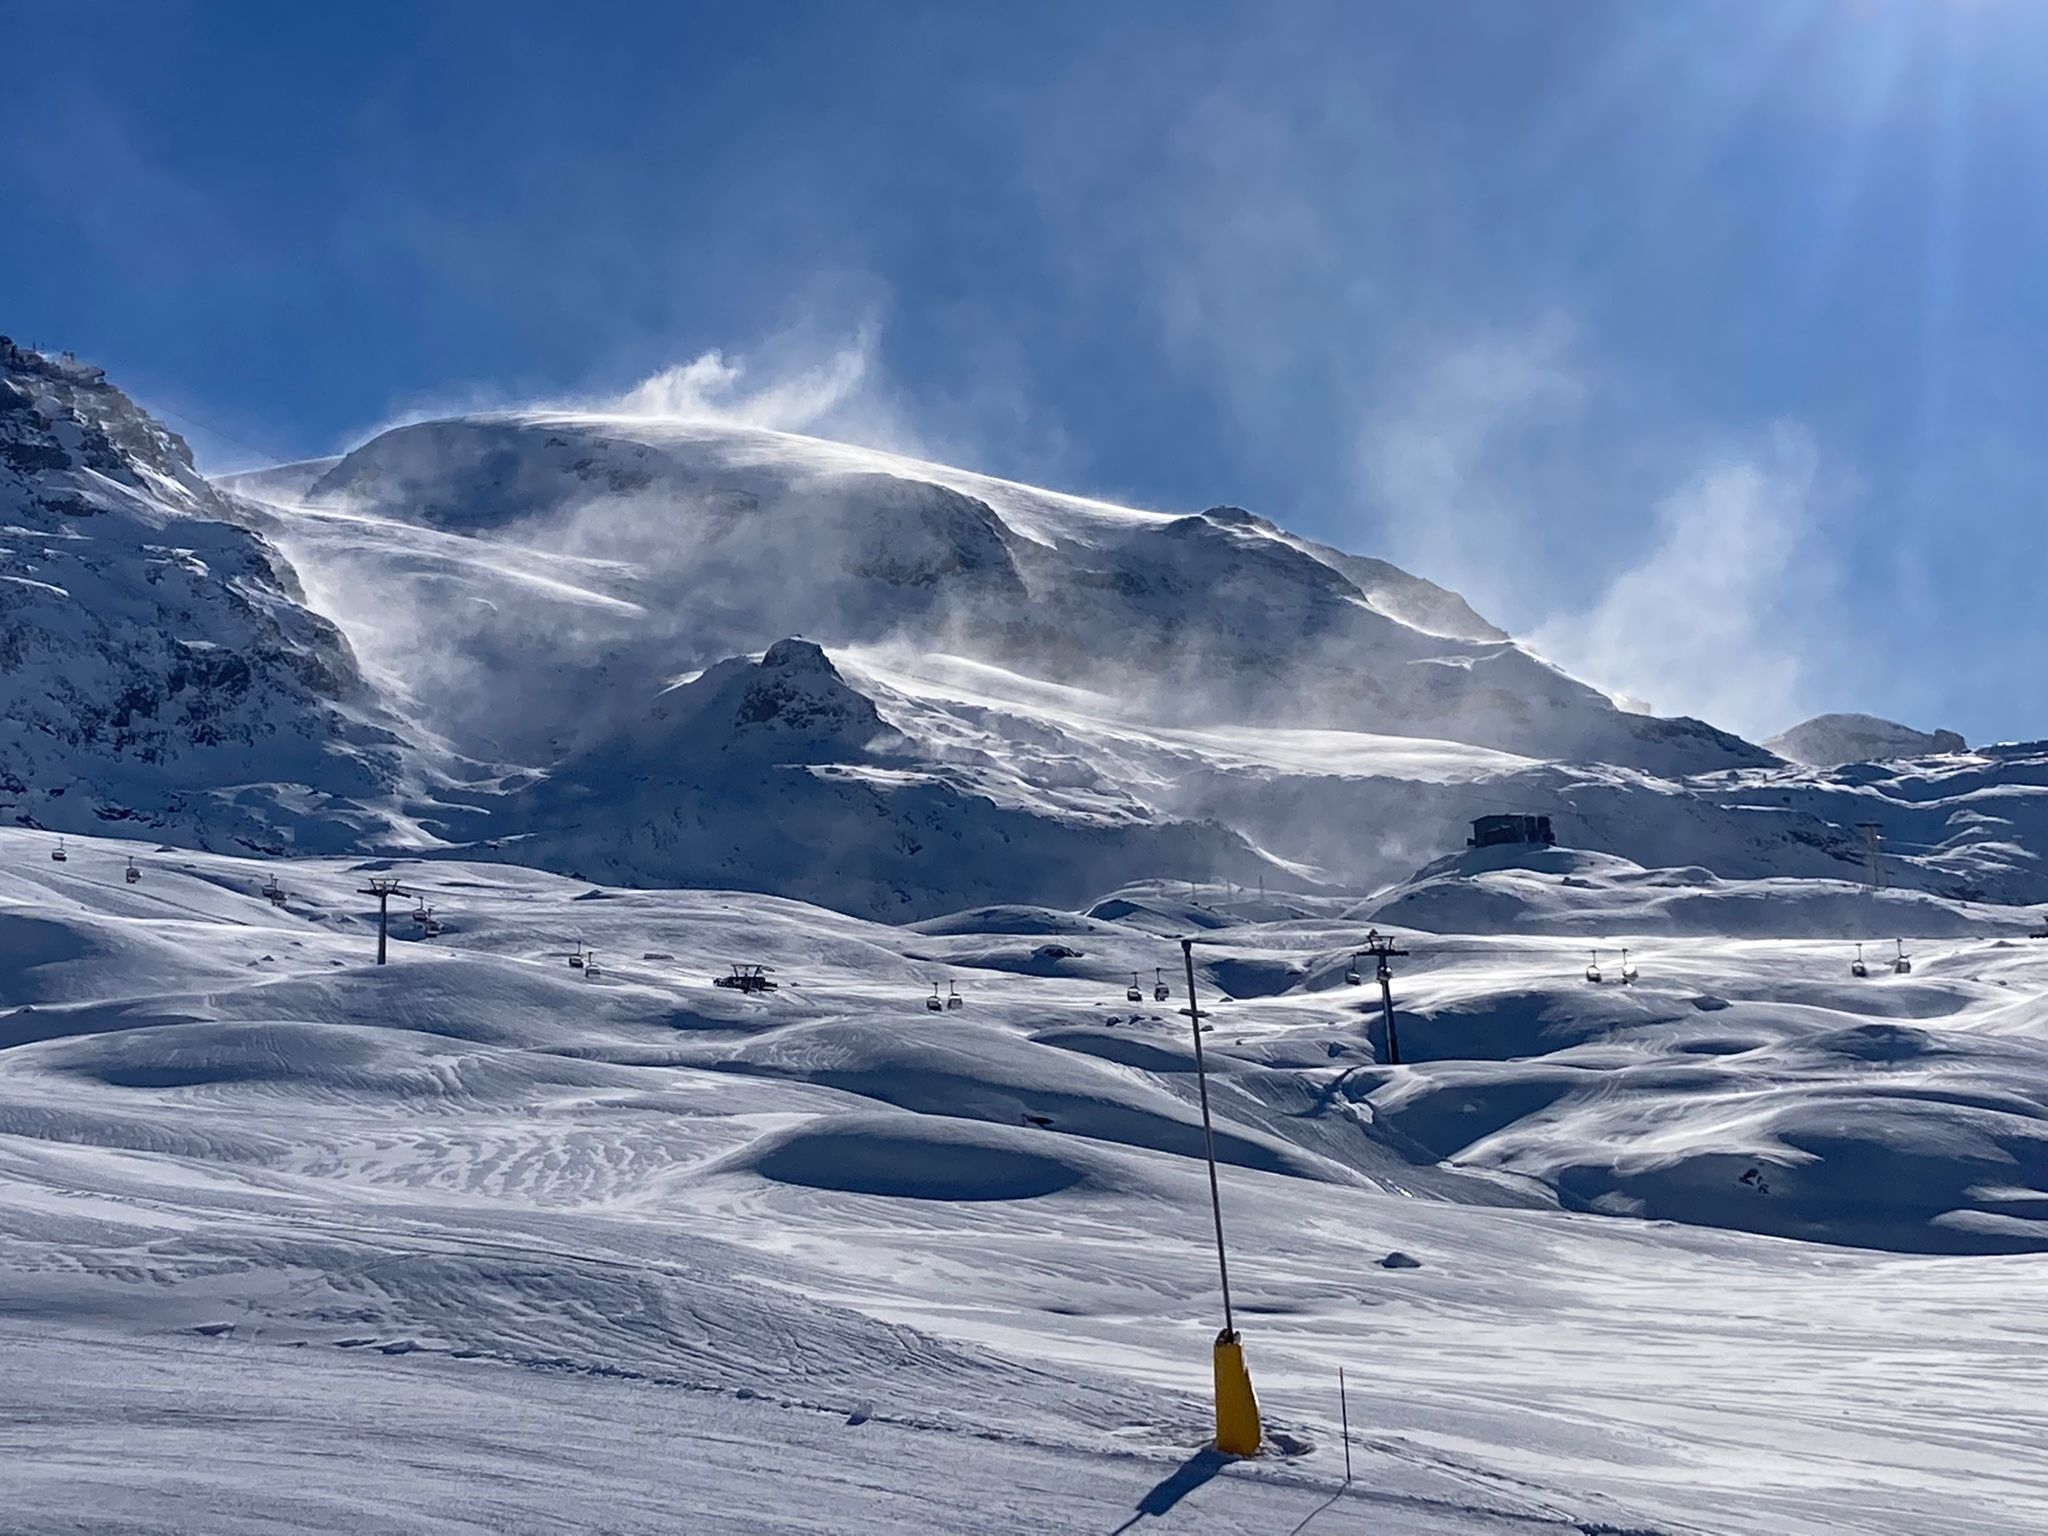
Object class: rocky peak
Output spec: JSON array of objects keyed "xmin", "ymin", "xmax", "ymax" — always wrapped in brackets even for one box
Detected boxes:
[
  {"xmin": 727, "ymin": 639, "xmax": 885, "ymax": 742},
  {"xmin": 759, "ymin": 636, "xmax": 835, "ymax": 673},
  {"xmin": 1, "ymin": 337, "xmax": 213, "ymax": 511},
  {"xmin": 0, "ymin": 338, "xmax": 409, "ymax": 852}
]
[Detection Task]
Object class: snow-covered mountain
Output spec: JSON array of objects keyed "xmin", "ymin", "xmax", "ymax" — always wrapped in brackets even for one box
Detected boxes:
[
  {"xmin": 279, "ymin": 413, "xmax": 1762, "ymax": 777},
  {"xmin": 481, "ymin": 637, "xmax": 1276, "ymax": 915},
  {"xmin": 12, "ymin": 343, "xmax": 2048, "ymax": 917},
  {"xmin": 0, "ymin": 338, "xmax": 415, "ymax": 854},
  {"xmin": 1767, "ymin": 711, "xmax": 1969, "ymax": 766},
  {"xmin": 255, "ymin": 408, "xmax": 2048, "ymax": 911},
  {"xmin": 10, "ymin": 346, "xmax": 2048, "ymax": 1532}
]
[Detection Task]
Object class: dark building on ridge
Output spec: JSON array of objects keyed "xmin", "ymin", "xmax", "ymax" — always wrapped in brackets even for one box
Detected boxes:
[{"xmin": 1468, "ymin": 813, "xmax": 1556, "ymax": 850}]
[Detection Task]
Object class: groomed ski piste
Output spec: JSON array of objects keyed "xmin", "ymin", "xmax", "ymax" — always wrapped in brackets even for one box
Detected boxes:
[{"xmin": 5, "ymin": 828, "xmax": 2046, "ymax": 1534}]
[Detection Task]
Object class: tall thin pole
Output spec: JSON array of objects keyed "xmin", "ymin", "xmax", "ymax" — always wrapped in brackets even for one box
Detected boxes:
[
  {"xmin": 1181, "ymin": 937, "xmax": 1234, "ymax": 1336},
  {"xmin": 1378, "ymin": 963, "xmax": 1399, "ymax": 1065},
  {"xmin": 1366, "ymin": 930, "xmax": 1409, "ymax": 1066},
  {"xmin": 360, "ymin": 878, "xmax": 405, "ymax": 966},
  {"xmin": 1339, "ymin": 1367, "xmax": 1352, "ymax": 1482}
]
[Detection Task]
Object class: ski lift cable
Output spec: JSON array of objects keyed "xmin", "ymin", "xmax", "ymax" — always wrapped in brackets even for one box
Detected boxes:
[{"xmin": 145, "ymin": 400, "xmax": 301, "ymax": 469}]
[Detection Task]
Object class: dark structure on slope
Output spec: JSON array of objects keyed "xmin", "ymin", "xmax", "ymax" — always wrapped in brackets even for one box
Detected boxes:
[{"xmin": 1468, "ymin": 813, "xmax": 1556, "ymax": 850}]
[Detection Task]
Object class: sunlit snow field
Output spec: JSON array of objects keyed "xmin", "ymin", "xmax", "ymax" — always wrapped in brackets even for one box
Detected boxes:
[{"xmin": 4, "ymin": 829, "xmax": 2045, "ymax": 1534}]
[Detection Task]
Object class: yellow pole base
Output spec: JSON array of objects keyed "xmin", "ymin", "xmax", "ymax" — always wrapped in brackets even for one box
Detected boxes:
[{"xmin": 1212, "ymin": 1330, "xmax": 1262, "ymax": 1456}]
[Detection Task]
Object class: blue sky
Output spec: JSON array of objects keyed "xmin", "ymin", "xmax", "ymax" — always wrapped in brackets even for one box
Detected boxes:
[{"xmin": 6, "ymin": 0, "xmax": 2043, "ymax": 743}]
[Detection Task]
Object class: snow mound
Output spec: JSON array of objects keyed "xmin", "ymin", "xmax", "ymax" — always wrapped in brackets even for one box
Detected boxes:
[
  {"xmin": 722, "ymin": 1113, "xmax": 1113, "ymax": 1201},
  {"xmin": 1363, "ymin": 842, "xmax": 2037, "ymax": 938},
  {"xmin": 906, "ymin": 904, "xmax": 1119, "ymax": 938},
  {"xmin": 707, "ymin": 1016, "xmax": 1336, "ymax": 1180},
  {"xmin": 1767, "ymin": 712, "xmax": 1968, "ymax": 766}
]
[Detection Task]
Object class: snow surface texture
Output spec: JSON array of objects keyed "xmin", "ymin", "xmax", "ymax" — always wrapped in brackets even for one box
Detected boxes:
[{"xmin": 3, "ymin": 830, "xmax": 2046, "ymax": 1533}]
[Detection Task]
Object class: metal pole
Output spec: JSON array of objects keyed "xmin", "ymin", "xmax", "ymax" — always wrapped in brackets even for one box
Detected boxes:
[
  {"xmin": 1378, "ymin": 963, "xmax": 1398, "ymax": 1065},
  {"xmin": 1339, "ymin": 1367, "xmax": 1352, "ymax": 1483},
  {"xmin": 1366, "ymin": 932, "xmax": 1409, "ymax": 1066},
  {"xmin": 361, "ymin": 879, "xmax": 405, "ymax": 966},
  {"xmin": 1182, "ymin": 937, "xmax": 1234, "ymax": 1336}
]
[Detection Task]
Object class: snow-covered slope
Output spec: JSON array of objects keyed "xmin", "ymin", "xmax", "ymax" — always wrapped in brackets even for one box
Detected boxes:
[
  {"xmin": 201, "ymin": 407, "xmax": 2048, "ymax": 911},
  {"xmin": 1360, "ymin": 841, "xmax": 2040, "ymax": 938},
  {"xmin": 283, "ymin": 412, "xmax": 1765, "ymax": 776},
  {"xmin": 5, "ymin": 830, "xmax": 2046, "ymax": 1532},
  {"xmin": 1767, "ymin": 711, "xmax": 1969, "ymax": 766},
  {"xmin": 15, "ymin": 344, "xmax": 2048, "ymax": 1530},
  {"xmin": 0, "ymin": 339, "xmax": 414, "ymax": 854},
  {"xmin": 12, "ymin": 341, "xmax": 2047, "ymax": 916},
  {"xmin": 484, "ymin": 638, "xmax": 1281, "ymax": 917}
]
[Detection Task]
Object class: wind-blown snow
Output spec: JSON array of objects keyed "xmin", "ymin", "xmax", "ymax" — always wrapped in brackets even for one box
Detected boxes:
[
  {"xmin": 197, "ymin": 408, "xmax": 2046, "ymax": 914},
  {"xmin": 14, "ymin": 338, "xmax": 2048, "ymax": 919}
]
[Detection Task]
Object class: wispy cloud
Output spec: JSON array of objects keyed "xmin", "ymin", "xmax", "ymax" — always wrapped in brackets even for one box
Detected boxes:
[
  {"xmin": 1530, "ymin": 425, "xmax": 1835, "ymax": 737},
  {"xmin": 1356, "ymin": 316, "xmax": 1590, "ymax": 614},
  {"xmin": 1356, "ymin": 317, "xmax": 1847, "ymax": 738}
]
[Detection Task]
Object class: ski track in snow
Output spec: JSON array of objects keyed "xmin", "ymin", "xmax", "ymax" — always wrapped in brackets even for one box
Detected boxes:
[{"xmin": 4, "ymin": 830, "xmax": 2046, "ymax": 1533}]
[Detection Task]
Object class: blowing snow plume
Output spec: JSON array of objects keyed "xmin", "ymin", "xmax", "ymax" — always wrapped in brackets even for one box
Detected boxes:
[
  {"xmin": 1531, "ymin": 426, "xmax": 1835, "ymax": 741},
  {"xmin": 17, "ymin": 337, "xmax": 2048, "ymax": 924}
]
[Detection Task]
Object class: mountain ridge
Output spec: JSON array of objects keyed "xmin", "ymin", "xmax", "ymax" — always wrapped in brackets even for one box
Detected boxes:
[{"xmin": 8, "ymin": 339, "xmax": 2046, "ymax": 916}]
